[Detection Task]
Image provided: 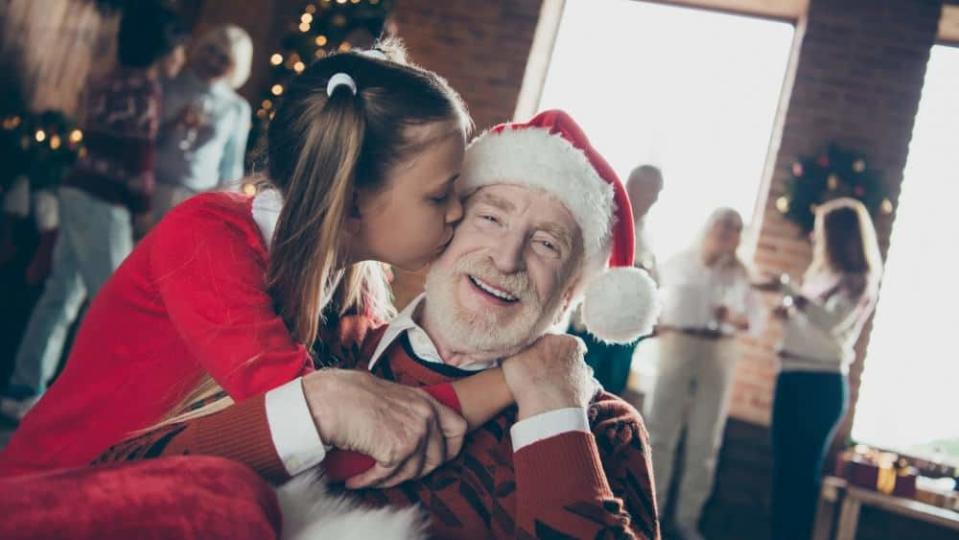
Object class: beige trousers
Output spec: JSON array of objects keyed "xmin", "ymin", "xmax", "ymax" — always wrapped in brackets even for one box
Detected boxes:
[{"xmin": 645, "ymin": 331, "xmax": 739, "ymax": 529}]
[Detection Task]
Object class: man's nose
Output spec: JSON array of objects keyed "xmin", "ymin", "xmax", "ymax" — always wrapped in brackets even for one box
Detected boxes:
[{"xmin": 490, "ymin": 233, "xmax": 524, "ymax": 274}]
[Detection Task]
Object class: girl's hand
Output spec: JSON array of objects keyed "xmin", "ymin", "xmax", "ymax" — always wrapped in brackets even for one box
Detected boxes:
[{"xmin": 301, "ymin": 369, "xmax": 467, "ymax": 489}]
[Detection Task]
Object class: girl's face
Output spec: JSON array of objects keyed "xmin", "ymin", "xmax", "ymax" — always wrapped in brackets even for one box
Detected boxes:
[{"xmin": 353, "ymin": 125, "xmax": 466, "ymax": 271}]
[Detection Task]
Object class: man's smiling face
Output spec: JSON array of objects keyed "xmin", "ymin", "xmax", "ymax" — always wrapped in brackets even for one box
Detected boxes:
[{"xmin": 423, "ymin": 184, "xmax": 584, "ymax": 355}]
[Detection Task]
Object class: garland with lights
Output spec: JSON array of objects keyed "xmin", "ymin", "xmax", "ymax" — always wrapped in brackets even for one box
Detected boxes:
[
  {"xmin": 249, "ymin": 0, "xmax": 394, "ymax": 150},
  {"xmin": 775, "ymin": 143, "xmax": 893, "ymax": 234},
  {"xmin": 0, "ymin": 111, "xmax": 84, "ymax": 194}
]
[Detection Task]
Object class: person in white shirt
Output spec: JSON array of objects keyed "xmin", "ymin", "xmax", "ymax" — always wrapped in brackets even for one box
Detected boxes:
[
  {"xmin": 645, "ymin": 207, "xmax": 764, "ymax": 540},
  {"xmin": 759, "ymin": 197, "xmax": 882, "ymax": 540},
  {"xmin": 627, "ymin": 164, "xmax": 663, "ymax": 282}
]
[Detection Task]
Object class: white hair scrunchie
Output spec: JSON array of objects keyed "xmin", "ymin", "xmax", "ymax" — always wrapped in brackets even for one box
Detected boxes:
[
  {"xmin": 359, "ymin": 48, "xmax": 388, "ymax": 61},
  {"xmin": 326, "ymin": 72, "xmax": 357, "ymax": 97}
]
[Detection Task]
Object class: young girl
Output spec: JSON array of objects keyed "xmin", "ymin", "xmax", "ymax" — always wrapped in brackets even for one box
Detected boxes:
[
  {"xmin": 765, "ymin": 198, "xmax": 882, "ymax": 540},
  {"xmin": 0, "ymin": 42, "xmax": 472, "ymax": 477},
  {"xmin": 645, "ymin": 208, "xmax": 764, "ymax": 540}
]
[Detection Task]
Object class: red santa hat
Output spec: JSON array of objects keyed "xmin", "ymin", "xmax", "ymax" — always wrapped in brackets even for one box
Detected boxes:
[{"xmin": 459, "ymin": 109, "xmax": 659, "ymax": 343}]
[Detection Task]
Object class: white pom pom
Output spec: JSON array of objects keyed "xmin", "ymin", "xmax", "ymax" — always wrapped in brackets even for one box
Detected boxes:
[{"xmin": 581, "ymin": 266, "xmax": 659, "ymax": 344}]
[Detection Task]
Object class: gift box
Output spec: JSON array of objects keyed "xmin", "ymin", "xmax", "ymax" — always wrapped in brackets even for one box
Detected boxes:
[{"xmin": 839, "ymin": 447, "xmax": 917, "ymax": 497}]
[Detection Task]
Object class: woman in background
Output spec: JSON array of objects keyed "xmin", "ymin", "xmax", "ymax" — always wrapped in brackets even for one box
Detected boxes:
[
  {"xmin": 766, "ymin": 197, "xmax": 882, "ymax": 540},
  {"xmin": 646, "ymin": 208, "xmax": 764, "ymax": 540},
  {"xmin": 152, "ymin": 24, "xmax": 253, "ymax": 220}
]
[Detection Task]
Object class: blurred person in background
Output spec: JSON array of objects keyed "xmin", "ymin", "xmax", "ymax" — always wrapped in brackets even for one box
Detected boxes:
[
  {"xmin": 763, "ymin": 198, "xmax": 882, "ymax": 540},
  {"xmin": 646, "ymin": 207, "xmax": 765, "ymax": 540},
  {"xmin": 151, "ymin": 24, "xmax": 253, "ymax": 220}
]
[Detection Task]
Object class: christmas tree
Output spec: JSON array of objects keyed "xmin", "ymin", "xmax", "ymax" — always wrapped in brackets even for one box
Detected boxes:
[{"xmin": 248, "ymin": 0, "xmax": 395, "ymax": 153}]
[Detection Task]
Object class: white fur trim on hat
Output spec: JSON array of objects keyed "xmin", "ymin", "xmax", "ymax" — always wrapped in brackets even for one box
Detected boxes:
[
  {"xmin": 581, "ymin": 266, "xmax": 659, "ymax": 344},
  {"xmin": 460, "ymin": 127, "xmax": 615, "ymax": 262}
]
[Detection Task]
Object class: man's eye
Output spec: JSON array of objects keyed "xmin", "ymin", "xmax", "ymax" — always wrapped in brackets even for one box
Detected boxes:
[
  {"xmin": 540, "ymin": 240, "xmax": 557, "ymax": 251},
  {"xmin": 430, "ymin": 192, "xmax": 450, "ymax": 204},
  {"xmin": 479, "ymin": 214, "xmax": 499, "ymax": 224}
]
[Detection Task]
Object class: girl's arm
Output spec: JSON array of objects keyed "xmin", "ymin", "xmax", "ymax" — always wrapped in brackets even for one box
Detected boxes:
[
  {"xmin": 148, "ymin": 203, "xmax": 314, "ymax": 400},
  {"xmin": 94, "ymin": 368, "xmax": 516, "ymax": 484},
  {"xmin": 450, "ymin": 367, "xmax": 514, "ymax": 429}
]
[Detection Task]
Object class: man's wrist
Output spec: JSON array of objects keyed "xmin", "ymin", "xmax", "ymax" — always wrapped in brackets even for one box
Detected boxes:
[
  {"xmin": 516, "ymin": 393, "xmax": 582, "ymax": 421},
  {"xmin": 301, "ymin": 370, "xmax": 339, "ymax": 446}
]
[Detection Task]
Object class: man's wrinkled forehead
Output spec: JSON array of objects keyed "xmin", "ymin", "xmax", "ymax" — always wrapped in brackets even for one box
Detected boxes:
[{"xmin": 465, "ymin": 184, "xmax": 581, "ymax": 246}]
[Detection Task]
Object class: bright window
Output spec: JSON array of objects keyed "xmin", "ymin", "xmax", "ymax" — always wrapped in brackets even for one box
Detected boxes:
[
  {"xmin": 852, "ymin": 45, "xmax": 959, "ymax": 467},
  {"xmin": 538, "ymin": 0, "xmax": 794, "ymax": 261}
]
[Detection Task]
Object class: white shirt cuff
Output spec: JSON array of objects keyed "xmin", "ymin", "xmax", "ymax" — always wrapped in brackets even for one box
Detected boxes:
[
  {"xmin": 510, "ymin": 407, "xmax": 590, "ymax": 452},
  {"xmin": 264, "ymin": 377, "xmax": 329, "ymax": 476}
]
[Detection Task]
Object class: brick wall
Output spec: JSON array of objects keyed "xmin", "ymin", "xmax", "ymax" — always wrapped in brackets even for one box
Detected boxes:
[{"xmin": 390, "ymin": 0, "xmax": 543, "ymax": 132}]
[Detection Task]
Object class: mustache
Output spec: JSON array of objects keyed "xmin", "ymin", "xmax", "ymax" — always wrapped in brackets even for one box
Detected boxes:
[{"xmin": 453, "ymin": 255, "xmax": 535, "ymax": 302}]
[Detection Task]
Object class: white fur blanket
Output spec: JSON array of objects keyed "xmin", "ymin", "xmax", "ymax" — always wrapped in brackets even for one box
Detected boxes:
[{"xmin": 276, "ymin": 473, "xmax": 428, "ymax": 540}]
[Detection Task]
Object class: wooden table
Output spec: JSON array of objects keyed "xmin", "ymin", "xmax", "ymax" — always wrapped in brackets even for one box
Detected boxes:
[{"xmin": 813, "ymin": 476, "xmax": 959, "ymax": 540}]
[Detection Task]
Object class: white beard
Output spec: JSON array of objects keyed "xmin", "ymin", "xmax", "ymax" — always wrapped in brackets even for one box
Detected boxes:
[
  {"xmin": 276, "ymin": 472, "xmax": 428, "ymax": 540},
  {"xmin": 423, "ymin": 255, "xmax": 561, "ymax": 357}
]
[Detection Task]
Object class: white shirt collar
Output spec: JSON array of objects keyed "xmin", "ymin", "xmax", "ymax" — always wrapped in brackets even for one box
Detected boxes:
[
  {"xmin": 367, "ymin": 294, "xmax": 498, "ymax": 372},
  {"xmin": 252, "ymin": 188, "xmax": 282, "ymax": 249}
]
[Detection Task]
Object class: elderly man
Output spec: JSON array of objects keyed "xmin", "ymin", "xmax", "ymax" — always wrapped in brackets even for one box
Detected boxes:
[{"xmin": 96, "ymin": 111, "xmax": 661, "ymax": 539}]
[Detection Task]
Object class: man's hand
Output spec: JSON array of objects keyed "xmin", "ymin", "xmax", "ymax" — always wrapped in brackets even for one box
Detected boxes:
[
  {"xmin": 301, "ymin": 369, "xmax": 467, "ymax": 489},
  {"xmin": 501, "ymin": 334, "xmax": 598, "ymax": 421}
]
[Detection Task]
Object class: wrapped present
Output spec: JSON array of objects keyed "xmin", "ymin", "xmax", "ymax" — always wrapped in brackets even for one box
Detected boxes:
[{"xmin": 840, "ymin": 446, "xmax": 917, "ymax": 497}]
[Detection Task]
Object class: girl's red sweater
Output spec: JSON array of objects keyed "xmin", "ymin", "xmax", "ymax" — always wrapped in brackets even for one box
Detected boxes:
[{"xmin": 0, "ymin": 193, "xmax": 313, "ymax": 476}]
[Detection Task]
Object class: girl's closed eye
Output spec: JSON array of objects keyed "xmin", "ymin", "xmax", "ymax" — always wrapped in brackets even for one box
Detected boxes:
[{"xmin": 429, "ymin": 191, "xmax": 451, "ymax": 204}]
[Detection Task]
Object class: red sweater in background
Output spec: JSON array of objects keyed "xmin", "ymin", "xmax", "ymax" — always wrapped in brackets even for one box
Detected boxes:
[
  {"xmin": 0, "ymin": 193, "xmax": 312, "ymax": 476},
  {"xmin": 63, "ymin": 68, "xmax": 162, "ymax": 213}
]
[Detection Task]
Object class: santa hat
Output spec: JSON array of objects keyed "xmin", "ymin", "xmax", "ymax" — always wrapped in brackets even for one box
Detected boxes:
[{"xmin": 459, "ymin": 109, "xmax": 659, "ymax": 343}]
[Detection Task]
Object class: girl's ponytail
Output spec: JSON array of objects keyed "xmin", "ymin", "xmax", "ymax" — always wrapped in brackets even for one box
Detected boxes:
[{"xmin": 268, "ymin": 80, "xmax": 367, "ymax": 345}]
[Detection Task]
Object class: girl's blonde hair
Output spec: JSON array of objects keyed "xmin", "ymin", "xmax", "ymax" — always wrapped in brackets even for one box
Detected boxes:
[
  {"xmin": 805, "ymin": 197, "xmax": 883, "ymax": 292},
  {"xmin": 192, "ymin": 24, "xmax": 254, "ymax": 89},
  {"xmin": 154, "ymin": 40, "xmax": 471, "ymax": 427}
]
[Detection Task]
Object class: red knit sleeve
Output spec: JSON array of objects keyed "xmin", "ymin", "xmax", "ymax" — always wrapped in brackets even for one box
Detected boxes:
[
  {"xmin": 149, "ymin": 198, "xmax": 313, "ymax": 400},
  {"xmin": 511, "ymin": 395, "xmax": 661, "ymax": 539},
  {"xmin": 93, "ymin": 395, "xmax": 291, "ymax": 484}
]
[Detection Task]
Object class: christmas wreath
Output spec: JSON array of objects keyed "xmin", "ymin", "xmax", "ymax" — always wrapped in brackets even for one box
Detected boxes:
[{"xmin": 776, "ymin": 143, "xmax": 893, "ymax": 233}]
